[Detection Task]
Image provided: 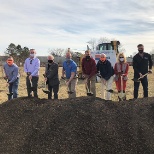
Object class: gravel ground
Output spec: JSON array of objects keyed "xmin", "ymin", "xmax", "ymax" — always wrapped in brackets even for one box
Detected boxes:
[{"xmin": 0, "ymin": 97, "xmax": 154, "ymax": 154}]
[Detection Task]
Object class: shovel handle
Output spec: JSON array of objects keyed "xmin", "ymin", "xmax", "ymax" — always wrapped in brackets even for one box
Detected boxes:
[{"xmin": 138, "ymin": 73, "xmax": 149, "ymax": 80}]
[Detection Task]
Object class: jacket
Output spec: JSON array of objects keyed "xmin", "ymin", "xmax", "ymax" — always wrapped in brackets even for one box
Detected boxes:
[
  {"xmin": 114, "ymin": 62, "xmax": 129, "ymax": 81},
  {"xmin": 133, "ymin": 52, "xmax": 153, "ymax": 78},
  {"xmin": 96, "ymin": 60, "xmax": 114, "ymax": 81},
  {"xmin": 82, "ymin": 57, "xmax": 97, "ymax": 79},
  {"xmin": 45, "ymin": 62, "xmax": 60, "ymax": 86}
]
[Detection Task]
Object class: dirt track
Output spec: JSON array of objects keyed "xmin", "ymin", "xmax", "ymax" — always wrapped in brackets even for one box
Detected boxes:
[{"xmin": 0, "ymin": 97, "xmax": 154, "ymax": 154}]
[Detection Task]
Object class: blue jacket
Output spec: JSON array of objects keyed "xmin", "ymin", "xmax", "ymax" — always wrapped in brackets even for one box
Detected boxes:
[
  {"xmin": 63, "ymin": 59, "xmax": 77, "ymax": 79},
  {"xmin": 96, "ymin": 60, "xmax": 114, "ymax": 80}
]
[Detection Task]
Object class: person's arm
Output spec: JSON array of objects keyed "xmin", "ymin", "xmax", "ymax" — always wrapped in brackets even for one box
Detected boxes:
[
  {"xmin": 88, "ymin": 59, "xmax": 97, "ymax": 79},
  {"xmin": 104, "ymin": 62, "xmax": 112, "ymax": 81},
  {"xmin": 96, "ymin": 61, "xmax": 100, "ymax": 73},
  {"xmin": 114, "ymin": 63, "xmax": 118, "ymax": 75},
  {"xmin": 9, "ymin": 66, "xmax": 19, "ymax": 83},
  {"xmin": 31, "ymin": 59, "xmax": 40, "ymax": 76},
  {"xmin": 123, "ymin": 63, "xmax": 129, "ymax": 76},
  {"xmin": 81, "ymin": 58, "xmax": 86, "ymax": 75},
  {"xmin": 133, "ymin": 56, "xmax": 140, "ymax": 75},
  {"xmin": 148, "ymin": 54, "xmax": 153, "ymax": 70}
]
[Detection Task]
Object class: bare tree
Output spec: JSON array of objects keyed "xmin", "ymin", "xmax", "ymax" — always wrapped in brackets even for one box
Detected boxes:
[
  {"xmin": 87, "ymin": 38, "xmax": 97, "ymax": 50},
  {"xmin": 48, "ymin": 48, "xmax": 65, "ymax": 57}
]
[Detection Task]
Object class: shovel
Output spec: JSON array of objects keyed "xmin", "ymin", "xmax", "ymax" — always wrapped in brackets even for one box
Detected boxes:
[
  {"xmin": 85, "ymin": 81, "xmax": 94, "ymax": 96},
  {"xmin": 118, "ymin": 75, "xmax": 126, "ymax": 101},
  {"xmin": 106, "ymin": 89, "xmax": 118, "ymax": 94},
  {"xmin": 61, "ymin": 77, "xmax": 74, "ymax": 94},
  {"xmin": 29, "ymin": 79, "xmax": 35, "ymax": 91},
  {"xmin": 4, "ymin": 79, "xmax": 13, "ymax": 97},
  {"xmin": 42, "ymin": 81, "xmax": 50, "ymax": 94},
  {"xmin": 132, "ymin": 73, "xmax": 149, "ymax": 82}
]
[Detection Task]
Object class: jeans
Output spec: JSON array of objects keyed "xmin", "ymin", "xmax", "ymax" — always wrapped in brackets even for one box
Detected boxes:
[
  {"xmin": 134, "ymin": 76, "xmax": 148, "ymax": 98},
  {"xmin": 8, "ymin": 78, "xmax": 19, "ymax": 100},
  {"xmin": 48, "ymin": 84, "xmax": 59, "ymax": 99},
  {"xmin": 26, "ymin": 76, "xmax": 39, "ymax": 97}
]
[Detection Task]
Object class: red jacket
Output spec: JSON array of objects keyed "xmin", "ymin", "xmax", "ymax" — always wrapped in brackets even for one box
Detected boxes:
[{"xmin": 82, "ymin": 57, "xmax": 97, "ymax": 79}]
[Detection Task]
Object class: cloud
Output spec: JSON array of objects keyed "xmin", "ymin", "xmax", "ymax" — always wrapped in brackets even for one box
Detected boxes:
[{"xmin": 0, "ymin": 0, "xmax": 154, "ymax": 56}]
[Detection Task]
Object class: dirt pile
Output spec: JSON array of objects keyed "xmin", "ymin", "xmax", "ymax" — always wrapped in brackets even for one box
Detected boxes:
[{"xmin": 0, "ymin": 97, "xmax": 154, "ymax": 154}]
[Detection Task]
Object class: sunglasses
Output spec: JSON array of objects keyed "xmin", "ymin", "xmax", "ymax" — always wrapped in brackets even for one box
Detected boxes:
[
  {"xmin": 7, "ymin": 60, "xmax": 13, "ymax": 61},
  {"xmin": 119, "ymin": 57, "xmax": 124, "ymax": 58}
]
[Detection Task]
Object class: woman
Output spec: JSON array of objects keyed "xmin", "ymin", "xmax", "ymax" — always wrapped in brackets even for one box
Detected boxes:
[{"xmin": 114, "ymin": 53, "xmax": 129, "ymax": 101}]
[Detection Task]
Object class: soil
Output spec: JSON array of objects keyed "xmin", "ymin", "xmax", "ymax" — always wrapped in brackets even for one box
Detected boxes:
[{"xmin": 0, "ymin": 97, "xmax": 154, "ymax": 154}]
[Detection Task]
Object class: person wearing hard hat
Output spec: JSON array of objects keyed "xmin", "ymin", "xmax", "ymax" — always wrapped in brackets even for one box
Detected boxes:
[
  {"xmin": 3, "ymin": 56, "xmax": 20, "ymax": 100},
  {"xmin": 96, "ymin": 53, "xmax": 114, "ymax": 100}
]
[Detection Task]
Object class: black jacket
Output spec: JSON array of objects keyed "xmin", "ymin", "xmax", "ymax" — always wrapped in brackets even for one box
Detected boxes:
[
  {"xmin": 133, "ymin": 52, "xmax": 153, "ymax": 78},
  {"xmin": 96, "ymin": 60, "xmax": 114, "ymax": 80},
  {"xmin": 45, "ymin": 62, "xmax": 60, "ymax": 86}
]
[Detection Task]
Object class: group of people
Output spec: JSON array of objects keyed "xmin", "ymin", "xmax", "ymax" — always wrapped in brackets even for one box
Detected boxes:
[{"xmin": 3, "ymin": 44, "xmax": 153, "ymax": 101}]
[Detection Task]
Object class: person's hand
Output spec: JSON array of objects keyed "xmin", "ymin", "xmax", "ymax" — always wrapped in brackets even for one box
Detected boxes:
[
  {"xmin": 61, "ymin": 76, "xmax": 65, "ymax": 80},
  {"xmin": 118, "ymin": 71, "xmax": 123, "ymax": 76},
  {"xmin": 139, "ymin": 73, "xmax": 143, "ymax": 78},
  {"xmin": 29, "ymin": 75, "xmax": 32, "ymax": 80},
  {"xmin": 44, "ymin": 77, "xmax": 47, "ymax": 81},
  {"xmin": 6, "ymin": 82, "xmax": 9, "ymax": 87},
  {"xmin": 84, "ymin": 78, "xmax": 88, "ymax": 84},
  {"xmin": 43, "ymin": 74, "xmax": 46, "ymax": 78},
  {"xmin": 66, "ymin": 81, "xmax": 70, "ymax": 87},
  {"xmin": 102, "ymin": 79, "xmax": 106, "ymax": 85},
  {"xmin": 3, "ymin": 76, "xmax": 8, "ymax": 80},
  {"xmin": 148, "ymin": 69, "xmax": 152, "ymax": 74}
]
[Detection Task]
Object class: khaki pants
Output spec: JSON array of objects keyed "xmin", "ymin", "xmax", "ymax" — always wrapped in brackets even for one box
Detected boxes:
[
  {"xmin": 86, "ymin": 75, "xmax": 96, "ymax": 97},
  {"xmin": 67, "ymin": 78, "xmax": 78, "ymax": 98},
  {"xmin": 101, "ymin": 76, "xmax": 114, "ymax": 100}
]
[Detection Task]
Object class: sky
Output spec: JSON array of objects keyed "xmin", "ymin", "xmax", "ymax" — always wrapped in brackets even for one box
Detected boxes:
[{"xmin": 0, "ymin": 0, "xmax": 154, "ymax": 56}]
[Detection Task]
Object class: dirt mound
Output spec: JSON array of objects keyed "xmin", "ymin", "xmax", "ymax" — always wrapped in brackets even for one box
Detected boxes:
[{"xmin": 1, "ymin": 97, "xmax": 154, "ymax": 154}]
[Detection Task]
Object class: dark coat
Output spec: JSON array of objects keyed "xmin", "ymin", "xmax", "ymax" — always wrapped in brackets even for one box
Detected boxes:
[
  {"xmin": 96, "ymin": 60, "xmax": 114, "ymax": 81},
  {"xmin": 133, "ymin": 52, "xmax": 153, "ymax": 78},
  {"xmin": 45, "ymin": 62, "xmax": 60, "ymax": 86}
]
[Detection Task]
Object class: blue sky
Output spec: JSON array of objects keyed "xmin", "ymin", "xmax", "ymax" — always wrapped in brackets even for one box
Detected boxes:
[{"xmin": 0, "ymin": 0, "xmax": 154, "ymax": 56}]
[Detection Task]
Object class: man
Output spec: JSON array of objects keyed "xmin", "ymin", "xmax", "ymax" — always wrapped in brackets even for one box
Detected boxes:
[
  {"xmin": 44, "ymin": 55, "xmax": 60, "ymax": 99},
  {"xmin": 133, "ymin": 44, "xmax": 153, "ymax": 99},
  {"xmin": 82, "ymin": 50, "xmax": 97, "ymax": 96},
  {"xmin": 3, "ymin": 56, "xmax": 20, "ymax": 100},
  {"xmin": 24, "ymin": 49, "xmax": 40, "ymax": 98},
  {"xmin": 97, "ymin": 53, "xmax": 114, "ymax": 100},
  {"xmin": 62, "ymin": 50, "xmax": 77, "ymax": 98}
]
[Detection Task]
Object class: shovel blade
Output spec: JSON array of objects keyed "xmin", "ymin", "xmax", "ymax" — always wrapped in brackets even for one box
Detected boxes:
[
  {"xmin": 42, "ymin": 89, "xmax": 50, "ymax": 94},
  {"xmin": 7, "ymin": 92, "xmax": 13, "ymax": 96},
  {"xmin": 68, "ymin": 91, "xmax": 74, "ymax": 94},
  {"xmin": 132, "ymin": 78, "xmax": 140, "ymax": 82},
  {"xmin": 87, "ymin": 92, "xmax": 94, "ymax": 96},
  {"xmin": 118, "ymin": 92, "xmax": 126, "ymax": 99}
]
